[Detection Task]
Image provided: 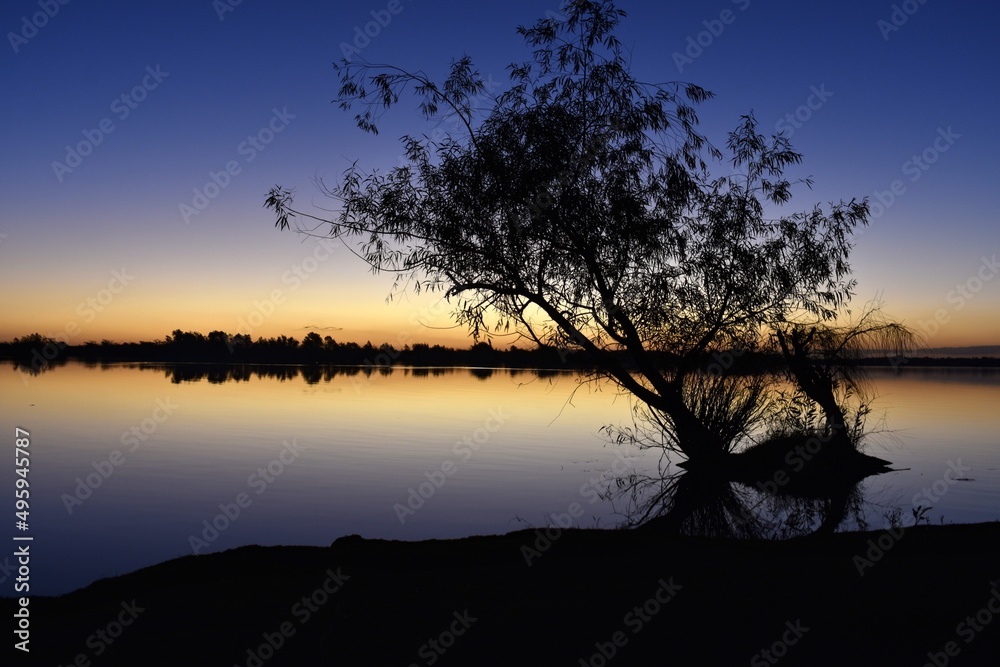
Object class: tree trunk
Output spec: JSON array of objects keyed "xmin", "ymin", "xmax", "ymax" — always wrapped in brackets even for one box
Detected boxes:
[
  {"xmin": 776, "ymin": 329, "xmax": 854, "ymax": 455},
  {"xmin": 594, "ymin": 343, "xmax": 730, "ymax": 462},
  {"xmin": 657, "ymin": 387, "xmax": 731, "ymax": 462}
]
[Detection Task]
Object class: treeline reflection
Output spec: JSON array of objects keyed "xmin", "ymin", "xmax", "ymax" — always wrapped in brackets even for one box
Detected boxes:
[{"xmin": 75, "ymin": 363, "xmax": 569, "ymax": 385}]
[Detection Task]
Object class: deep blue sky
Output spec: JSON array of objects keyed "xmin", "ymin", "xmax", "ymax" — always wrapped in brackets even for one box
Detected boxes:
[{"xmin": 2, "ymin": 0, "xmax": 997, "ymax": 346}]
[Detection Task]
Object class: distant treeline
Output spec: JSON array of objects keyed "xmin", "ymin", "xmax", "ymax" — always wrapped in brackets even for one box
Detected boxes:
[
  {"xmin": 60, "ymin": 363, "xmax": 573, "ymax": 385},
  {"xmin": 2, "ymin": 330, "xmax": 997, "ymax": 375},
  {"xmin": 2, "ymin": 330, "xmax": 609, "ymax": 373}
]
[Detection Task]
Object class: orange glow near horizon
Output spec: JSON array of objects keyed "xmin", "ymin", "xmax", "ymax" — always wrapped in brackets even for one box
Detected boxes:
[
  {"xmin": 2, "ymin": 242, "xmax": 996, "ymax": 351},
  {"xmin": 2, "ymin": 296, "xmax": 996, "ymax": 350},
  {"xmin": 0, "ymin": 284, "xmax": 480, "ymax": 348}
]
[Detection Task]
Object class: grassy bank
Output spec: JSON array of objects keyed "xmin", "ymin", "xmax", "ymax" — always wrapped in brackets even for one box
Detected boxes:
[{"xmin": 8, "ymin": 522, "xmax": 1000, "ymax": 665}]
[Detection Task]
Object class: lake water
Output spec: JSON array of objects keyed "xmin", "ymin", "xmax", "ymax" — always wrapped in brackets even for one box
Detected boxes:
[{"xmin": 2, "ymin": 361, "xmax": 999, "ymax": 596}]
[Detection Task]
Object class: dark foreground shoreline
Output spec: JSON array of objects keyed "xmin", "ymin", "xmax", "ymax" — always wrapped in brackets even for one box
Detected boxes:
[{"xmin": 8, "ymin": 523, "xmax": 1000, "ymax": 665}]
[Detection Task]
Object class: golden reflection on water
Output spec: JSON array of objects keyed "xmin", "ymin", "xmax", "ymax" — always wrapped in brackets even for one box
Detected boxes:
[
  {"xmin": 3, "ymin": 362, "xmax": 997, "ymax": 468},
  {"xmin": 1, "ymin": 361, "xmax": 998, "ymax": 596}
]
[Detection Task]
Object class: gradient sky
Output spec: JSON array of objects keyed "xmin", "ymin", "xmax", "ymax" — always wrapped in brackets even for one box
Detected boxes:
[{"xmin": 2, "ymin": 0, "xmax": 997, "ymax": 348}]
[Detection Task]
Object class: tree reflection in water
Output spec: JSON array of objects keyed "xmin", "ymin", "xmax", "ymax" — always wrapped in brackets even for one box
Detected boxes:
[{"xmin": 610, "ymin": 465, "xmax": 876, "ymax": 539}]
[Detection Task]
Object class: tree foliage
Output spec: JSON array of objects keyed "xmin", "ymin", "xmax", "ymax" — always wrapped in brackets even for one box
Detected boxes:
[{"xmin": 266, "ymin": 1, "xmax": 898, "ymax": 462}]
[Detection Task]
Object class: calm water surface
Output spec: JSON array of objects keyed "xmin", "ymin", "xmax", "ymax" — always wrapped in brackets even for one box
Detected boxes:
[{"xmin": 2, "ymin": 362, "xmax": 998, "ymax": 595}]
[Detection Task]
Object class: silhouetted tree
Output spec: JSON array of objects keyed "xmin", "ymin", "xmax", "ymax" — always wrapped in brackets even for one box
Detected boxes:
[
  {"xmin": 207, "ymin": 330, "xmax": 230, "ymax": 347},
  {"xmin": 772, "ymin": 301, "xmax": 915, "ymax": 453},
  {"xmin": 267, "ymin": 1, "xmax": 891, "ymax": 464},
  {"xmin": 302, "ymin": 332, "xmax": 323, "ymax": 350}
]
